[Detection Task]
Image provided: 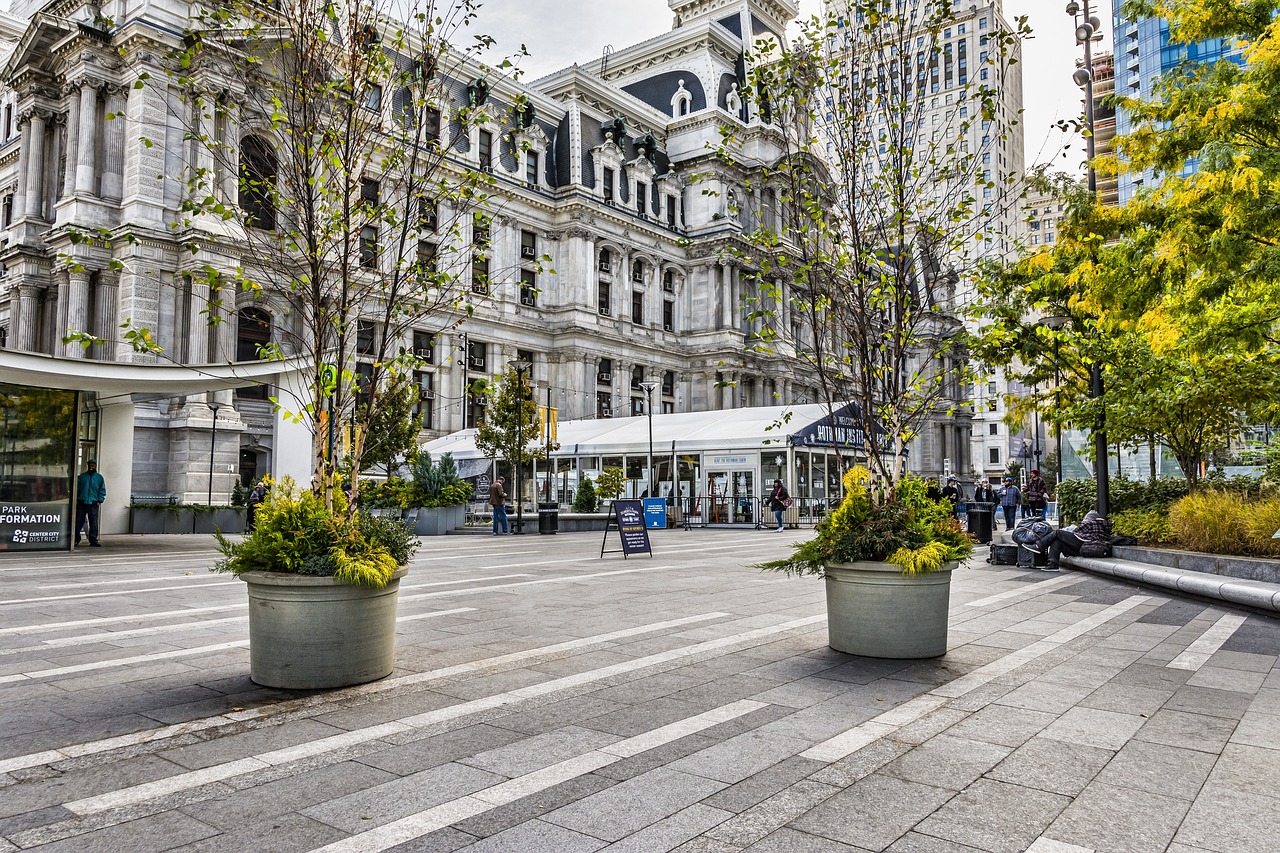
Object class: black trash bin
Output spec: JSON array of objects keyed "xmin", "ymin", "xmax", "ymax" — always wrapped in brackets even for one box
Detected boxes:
[
  {"xmin": 538, "ymin": 502, "xmax": 559, "ymax": 535},
  {"xmin": 967, "ymin": 503, "xmax": 994, "ymax": 544}
]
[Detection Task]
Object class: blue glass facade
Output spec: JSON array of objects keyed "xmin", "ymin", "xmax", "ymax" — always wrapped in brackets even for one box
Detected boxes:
[{"xmin": 1111, "ymin": 4, "xmax": 1246, "ymax": 203}]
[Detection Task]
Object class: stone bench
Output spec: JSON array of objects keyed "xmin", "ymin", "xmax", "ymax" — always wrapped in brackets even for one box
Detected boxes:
[{"xmin": 1061, "ymin": 554, "xmax": 1280, "ymax": 613}]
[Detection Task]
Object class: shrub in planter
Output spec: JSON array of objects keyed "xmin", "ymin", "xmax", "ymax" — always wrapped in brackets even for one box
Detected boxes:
[
  {"xmin": 215, "ymin": 478, "xmax": 418, "ymax": 588},
  {"xmin": 405, "ymin": 452, "xmax": 471, "ymax": 508},
  {"xmin": 572, "ymin": 478, "xmax": 599, "ymax": 513},
  {"xmin": 1169, "ymin": 491, "xmax": 1280, "ymax": 558},
  {"xmin": 758, "ymin": 467, "xmax": 973, "ymax": 577}
]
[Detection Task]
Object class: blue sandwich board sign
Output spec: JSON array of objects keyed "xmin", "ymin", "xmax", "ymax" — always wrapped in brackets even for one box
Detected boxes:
[{"xmin": 601, "ymin": 500, "xmax": 653, "ymax": 559}]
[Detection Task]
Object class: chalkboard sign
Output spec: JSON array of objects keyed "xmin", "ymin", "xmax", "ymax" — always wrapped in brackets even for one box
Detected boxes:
[{"xmin": 600, "ymin": 499, "xmax": 653, "ymax": 559}]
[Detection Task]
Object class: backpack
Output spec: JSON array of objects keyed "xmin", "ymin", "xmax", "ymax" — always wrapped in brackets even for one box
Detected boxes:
[
  {"xmin": 1011, "ymin": 518, "xmax": 1053, "ymax": 546},
  {"xmin": 1078, "ymin": 541, "xmax": 1111, "ymax": 558}
]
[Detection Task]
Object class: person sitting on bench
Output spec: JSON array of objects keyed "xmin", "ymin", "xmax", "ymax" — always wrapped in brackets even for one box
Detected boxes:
[{"xmin": 1024, "ymin": 510, "xmax": 1112, "ymax": 572}]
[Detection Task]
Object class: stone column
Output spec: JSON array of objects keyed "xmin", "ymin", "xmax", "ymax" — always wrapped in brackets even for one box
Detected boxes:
[
  {"xmin": 219, "ymin": 99, "xmax": 240, "ymax": 203},
  {"xmin": 75, "ymin": 83, "xmax": 99, "ymax": 195},
  {"xmin": 186, "ymin": 277, "xmax": 210, "ymax": 363},
  {"xmin": 62, "ymin": 94, "xmax": 79, "ymax": 197},
  {"xmin": 93, "ymin": 273, "xmax": 118, "ymax": 361},
  {"xmin": 24, "ymin": 111, "xmax": 47, "ymax": 219},
  {"xmin": 101, "ymin": 86, "xmax": 127, "ymax": 201},
  {"xmin": 14, "ymin": 115, "xmax": 30, "ymax": 216},
  {"xmin": 15, "ymin": 285, "xmax": 39, "ymax": 350},
  {"xmin": 61, "ymin": 270, "xmax": 91, "ymax": 358}
]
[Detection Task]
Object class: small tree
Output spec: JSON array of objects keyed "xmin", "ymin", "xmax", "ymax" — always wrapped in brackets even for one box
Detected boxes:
[
  {"xmin": 595, "ymin": 468, "xmax": 627, "ymax": 502},
  {"xmin": 474, "ymin": 367, "xmax": 552, "ymax": 476},
  {"xmin": 358, "ymin": 374, "xmax": 421, "ymax": 473},
  {"xmin": 572, "ymin": 478, "xmax": 599, "ymax": 513}
]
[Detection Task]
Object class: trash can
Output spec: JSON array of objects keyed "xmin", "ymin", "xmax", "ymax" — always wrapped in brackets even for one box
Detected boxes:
[
  {"xmin": 967, "ymin": 503, "xmax": 994, "ymax": 544},
  {"xmin": 538, "ymin": 502, "xmax": 559, "ymax": 535}
]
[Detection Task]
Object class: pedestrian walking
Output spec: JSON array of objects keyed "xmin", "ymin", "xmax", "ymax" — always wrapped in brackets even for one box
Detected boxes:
[
  {"xmin": 489, "ymin": 476, "xmax": 511, "ymax": 535},
  {"xmin": 973, "ymin": 478, "xmax": 996, "ymax": 505},
  {"xmin": 75, "ymin": 459, "xmax": 107, "ymax": 547},
  {"xmin": 765, "ymin": 479, "xmax": 790, "ymax": 532},
  {"xmin": 997, "ymin": 477, "xmax": 1021, "ymax": 531},
  {"xmin": 941, "ymin": 476, "xmax": 962, "ymax": 516}
]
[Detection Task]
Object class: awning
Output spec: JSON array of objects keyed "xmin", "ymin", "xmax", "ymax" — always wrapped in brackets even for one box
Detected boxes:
[
  {"xmin": 0, "ymin": 350, "xmax": 311, "ymax": 399},
  {"xmin": 455, "ymin": 457, "xmax": 493, "ymax": 480}
]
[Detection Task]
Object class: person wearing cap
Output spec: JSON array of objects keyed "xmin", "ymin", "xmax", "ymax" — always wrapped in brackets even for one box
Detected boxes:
[
  {"xmin": 973, "ymin": 478, "xmax": 996, "ymax": 505},
  {"xmin": 1026, "ymin": 469, "xmax": 1048, "ymax": 520},
  {"xmin": 997, "ymin": 477, "xmax": 1021, "ymax": 531},
  {"xmin": 75, "ymin": 459, "xmax": 107, "ymax": 547}
]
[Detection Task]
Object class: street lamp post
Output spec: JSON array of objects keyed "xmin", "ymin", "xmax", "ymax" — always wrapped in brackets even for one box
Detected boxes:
[
  {"xmin": 509, "ymin": 359, "xmax": 532, "ymax": 534},
  {"xmin": 1067, "ymin": 0, "xmax": 1111, "ymax": 518},
  {"xmin": 1042, "ymin": 315, "xmax": 1070, "ymax": 490},
  {"xmin": 195, "ymin": 401, "xmax": 223, "ymax": 534},
  {"xmin": 639, "ymin": 381, "xmax": 657, "ymax": 498}
]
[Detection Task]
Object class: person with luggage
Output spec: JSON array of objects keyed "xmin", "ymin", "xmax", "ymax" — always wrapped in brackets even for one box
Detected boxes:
[
  {"xmin": 997, "ymin": 477, "xmax": 1021, "ymax": 530},
  {"xmin": 1025, "ymin": 510, "xmax": 1112, "ymax": 571}
]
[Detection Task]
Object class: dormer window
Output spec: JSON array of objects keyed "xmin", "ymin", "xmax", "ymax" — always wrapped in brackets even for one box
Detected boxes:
[
  {"xmin": 671, "ymin": 79, "xmax": 693, "ymax": 117},
  {"xmin": 603, "ymin": 168, "xmax": 615, "ymax": 201}
]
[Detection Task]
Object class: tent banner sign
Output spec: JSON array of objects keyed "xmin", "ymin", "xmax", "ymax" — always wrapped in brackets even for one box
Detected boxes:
[{"xmin": 0, "ymin": 500, "xmax": 71, "ymax": 551}]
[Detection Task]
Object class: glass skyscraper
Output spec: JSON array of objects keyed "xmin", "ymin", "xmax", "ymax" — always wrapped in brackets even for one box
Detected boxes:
[{"xmin": 1111, "ymin": 4, "xmax": 1246, "ymax": 203}]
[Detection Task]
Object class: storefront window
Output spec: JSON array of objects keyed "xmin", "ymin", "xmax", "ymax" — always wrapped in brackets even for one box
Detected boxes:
[{"xmin": 0, "ymin": 384, "xmax": 77, "ymax": 551}]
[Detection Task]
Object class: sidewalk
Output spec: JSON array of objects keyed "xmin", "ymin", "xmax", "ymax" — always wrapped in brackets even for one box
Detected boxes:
[{"xmin": 1, "ymin": 531, "xmax": 1277, "ymax": 852}]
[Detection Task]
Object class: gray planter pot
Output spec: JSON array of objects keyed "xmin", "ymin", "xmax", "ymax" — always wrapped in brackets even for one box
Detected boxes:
[
  {"xmin": 194, "ymin": 508, "xmax": 246, "ymax": 534},
  {"xmin": 129, "ymin": 507, "xmax": 168, "ymax": 534},
  {"xmin": 239, "ymin": 566, "xmax": 408, "ymax": 689},
  {"xmin": 409, "ymin": 505, "xmax": 466, "ymax": 536},
  {"xmin": 823, "ymin": 561, "xmax": 956, "ymax": 659}
]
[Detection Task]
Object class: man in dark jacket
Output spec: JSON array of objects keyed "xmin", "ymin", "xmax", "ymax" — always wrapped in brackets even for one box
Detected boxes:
[
  {"xmin": 489, "ymin": 476, "xmax": 510, "ymax": 535},
  {"xmin": 75, "ymin": 459, "xmax": 107, "ymax": 547},
  {"xmin": 1026, "ymin": 469, "xmax": 1048, "ymax": 519},
  {"xmin": 940, "ymin": 476, "xmax": 962, "ymax": 516},
  {"xmin": 765, "ymin": 479, "xmax": 790, "ymax": 533},
  {"xmin": 1027, "ymin": 510, "xmax": 1111, "ymax": 572},
  {"xmin": 997, "ymin": 478, "xmax": 1021, "ymax": 530}
]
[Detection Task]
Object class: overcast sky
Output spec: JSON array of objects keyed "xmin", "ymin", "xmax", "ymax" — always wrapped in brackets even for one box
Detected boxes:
[{"xmin": 479, "ymin": 0, "xmax": 1105, "ymax": 171}]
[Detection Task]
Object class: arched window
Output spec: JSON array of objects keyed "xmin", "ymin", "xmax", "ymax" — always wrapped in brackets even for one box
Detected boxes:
[
  {"xmin": 236, "ymin": 307, "xmax": 272, "ymax": 399},
  {"xmin": 598, "ymin": 248, "xmax": 613, "ymax": 274},
  {"xmin": 240, "ymin": 137, "xmax": 277, "ymax": 230}
]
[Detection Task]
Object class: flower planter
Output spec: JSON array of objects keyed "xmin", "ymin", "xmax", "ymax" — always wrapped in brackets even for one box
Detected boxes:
[
  {"xmin": 409, "ymin": 505, "xmax": 466, "ymax": 536},
  {"xmin": 239, "ymin": 566, "xmax": 408, "ymax": 689},
  {"xmin": 129, "ymin": 506, "xmax": 245, "ymax": 534},
  {"xmin": 823, "ymin": 561, "xmax": 957, "ymax": 659}
]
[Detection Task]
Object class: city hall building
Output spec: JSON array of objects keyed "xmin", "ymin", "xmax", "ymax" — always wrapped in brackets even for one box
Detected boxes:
[{"xmin": 0, "ymin": 0, "xmax": 971, "ymax": 537}]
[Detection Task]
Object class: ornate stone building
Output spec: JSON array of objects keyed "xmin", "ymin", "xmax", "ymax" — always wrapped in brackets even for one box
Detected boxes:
[{"xmin": 0, "ymin": 0, "xmax": 969, "ymax": 505}]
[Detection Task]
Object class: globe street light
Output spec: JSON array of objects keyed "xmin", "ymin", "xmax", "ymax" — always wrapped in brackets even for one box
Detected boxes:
[
  {"xmin": 1041, "ymin": 315, "xmax": 1071, "ymax": 490},
  {"xmin": 508, "ymin": 359, "xmax": 532, "ymax": 534},
  {"xmin": 639, "ymin": 381, "xmax": 657, "ymax": 498},
  {"xmin": 1068, "ymin": 0, "xmax": 1111, "ymax": 518}
]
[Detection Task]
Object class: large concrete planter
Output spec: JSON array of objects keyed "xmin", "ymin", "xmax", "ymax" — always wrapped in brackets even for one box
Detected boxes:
[
  {"xmin": 239, "ymin": 566, "xmax": 408, "ymax": 689},
  {"xmin": 824, "ymin": 561, "xmax": 957, "ymax": 659},
  {"xmin": 409, "ymin": 505, "xmax": 466, "ymax": 536}
]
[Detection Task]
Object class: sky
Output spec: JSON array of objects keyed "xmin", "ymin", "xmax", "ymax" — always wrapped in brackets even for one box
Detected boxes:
[{"xmin": 478, "ymin": 0, "xmax": 1108, "ymax": 172}]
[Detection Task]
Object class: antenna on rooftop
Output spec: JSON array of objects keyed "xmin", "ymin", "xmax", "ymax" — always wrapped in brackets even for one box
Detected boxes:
[{"xmin": 601, "ymin": 44, "xmax": 613, "ymax": 75}]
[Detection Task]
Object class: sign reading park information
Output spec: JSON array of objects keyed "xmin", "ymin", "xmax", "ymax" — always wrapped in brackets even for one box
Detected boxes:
[
  {"xmin": 600, "ymin": 500, "xmax": 653, "ymax": 559},
  {"xmin": 0, "ymin": 500, "xmax": 71, "ymax": 551}
]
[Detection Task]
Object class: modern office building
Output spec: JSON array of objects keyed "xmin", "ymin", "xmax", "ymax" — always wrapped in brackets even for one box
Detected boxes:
[{"xmin": 1112, "ymin": 6, "xmax": 1245, "ymax": 204}]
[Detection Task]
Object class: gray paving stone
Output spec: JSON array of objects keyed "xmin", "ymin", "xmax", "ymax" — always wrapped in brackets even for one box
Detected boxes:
[
  {"xmin": 1162, "ymin": 684, "xmax": 1255, "ymax": 720},
  {"xmin": 942, "ymin": 704, "xmax": 1057, "ymax": 748},
  {"xmin": 1039, "ymin": 706, "xmax": 1147, "ymax": 751},
  {"xmin": 881, "ymin": 735, "xmax": 1012, "ymax": 792},
  {"xmin": 543, "ymin": 767, "xmax": 727, "ymax": 842},
  {"xmin": 667, "ymin": 730, "xmax": 813, "ymax": 785},
  {"xmin": 458, "ymin": 817, "xmax": 607, "ymax": 852},
  {"xmin": 987, "ymin": 736, "xmax": 1113, "ymax": 796},
  {"xmin": 356, "ymin": 724, "xmax": 528, "ymax": 776},
  {"xmin": 1077, "ymin": 681, "xmax": 1172, "ymax": 716},
  {"xmin": 884, "ymin": 832, "xmax": 987, "ymax": 852},
  {"xmin": 701, "ymin": 756, "xmax": 827, "ymax": 814},
  {"xmin": 300, "ymin": 761, "xmax": 506, "ymax": 833},
  {"xmin": 0, "ymin": 753, "xmax": 184, "ymax": 821},
  {"xmin": 1095, "ymin": 740, "xmax": 1216, "ymax": 801},
  {"xmin": 744, "ymin": 826, "xmax": 873, "ymax": 852},
  {"xmin": 1185, "ymin": 665, "xmax": 1267, "ymax": 695},
  {"xmin": 1047, "ymin": 780, "xmax": 1191, "ymax": 852},
  {"xmin": 705, "ymin": 779, "xmax": 840, "ymax": 848},
  {"xmin": 914, "ymin": 778, "xmax": 1069, "ymax": 853},
  {"xmin": 167, "ymin": 812, "xmax": 347, "ymax": 852},
  {"xmin": 458, "ymin": 725, "xmax": 619, "ymax": 776},
  {"xmin": 602, "ymin": 804, "xmax": 733, "ymax": 852},
  {"xmin": 790, "ymin": 773, "xmax": 956, "ymax": 850},
  {"xmin": 1135, "ymin": 709, "xmax": 1238, "ymax": 754},
  {"xmin": 1200, "ymin": 742, "xmax": 1280, "ymax": 794},
  {"xmin": 11, "ymin": 808, "xmax": 220, "ymax": 852},
  {"xmin": 383, "ymin": 826, "xmax": 479, "ymax": 852},
  {"xmin": 450, "ymin": 772, "xmax": 617, "ymax": 839},
  {"xmin": 159, "ymin": 718, "xmax": 354, "ymax": 771},
  {"xmin": 994, "ymin": 681, "xmax": 1096, "ymax": 715}
]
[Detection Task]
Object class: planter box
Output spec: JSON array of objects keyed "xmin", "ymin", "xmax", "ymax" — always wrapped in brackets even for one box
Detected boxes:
[
  {"xmin": 128, "ymin": 506, "xmax": 246, "ymax": 534},
  {"xmin": 239, "ymin": 566, "xmax": 408, "ymax": 689},
  {"xmin": 824, "ymin": 561, "xmax": 956, "ymax": 659},
  {"xmin": 408, "ymin": 505, "xmax": 466, "ymax": 536},
  {"xmin": 1113, "ymin": 545, "xmax": 1280, "ymax": 585}
]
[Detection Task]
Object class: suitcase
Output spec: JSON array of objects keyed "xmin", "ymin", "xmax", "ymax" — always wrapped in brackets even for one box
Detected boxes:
[
  {"xmin": 1016, "ymin": 543, "xmax": 1048, "ymax": 569},
  {"xmin": 989, "ymin": 544, "xmax": 1019, "ymax": 565}
]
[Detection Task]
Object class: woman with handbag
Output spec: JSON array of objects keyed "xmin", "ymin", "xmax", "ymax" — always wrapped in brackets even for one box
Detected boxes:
[{"xmin": 766, "ymin": 479, "xmax": 791, "ymax": 533}]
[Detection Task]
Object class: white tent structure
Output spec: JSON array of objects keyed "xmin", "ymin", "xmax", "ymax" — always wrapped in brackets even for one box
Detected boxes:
[{"xmin": 423, "ymin": 403, "xmax": 881, "ymax": 525}]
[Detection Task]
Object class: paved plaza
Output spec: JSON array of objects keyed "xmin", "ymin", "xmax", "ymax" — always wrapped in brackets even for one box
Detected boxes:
[{"xmin": 1, "ymin": 530, "xmax": 1278, "ymax": 852}]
